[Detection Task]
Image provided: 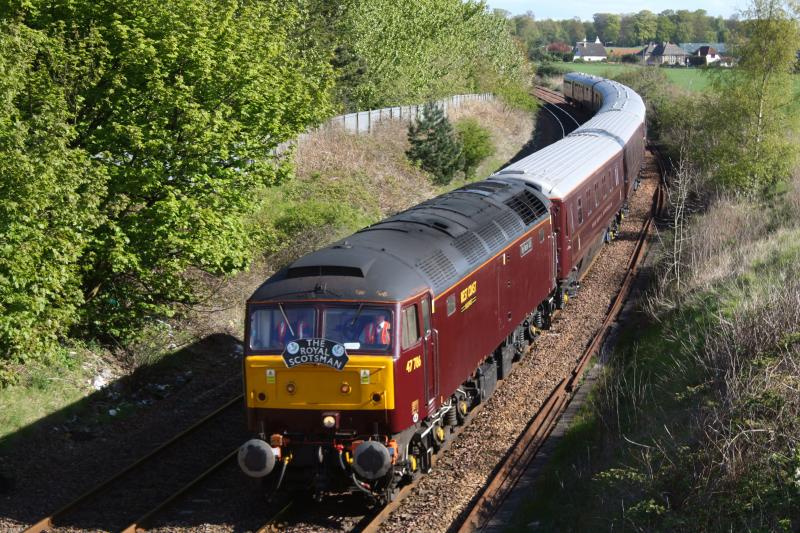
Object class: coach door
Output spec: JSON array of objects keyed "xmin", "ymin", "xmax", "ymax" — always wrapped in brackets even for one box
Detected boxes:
[{"xmin": 420, "ymin": 295, "xmax": 438, "ymax": 407}]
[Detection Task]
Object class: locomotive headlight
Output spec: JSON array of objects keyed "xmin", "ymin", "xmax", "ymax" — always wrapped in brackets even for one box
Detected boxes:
[{"xmin": 322, "ymin": 415, "xmax": 336, "ymax": 429}]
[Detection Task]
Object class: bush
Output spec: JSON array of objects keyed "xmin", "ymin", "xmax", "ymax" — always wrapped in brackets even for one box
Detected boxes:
[
  {"xmin": 455, "ymin": 119, "xmax": 495, "ymax": 179},
  {"xmin": 621, "ymin": 53, "xmax": 640, "ymax": 64},
  {"xmin": 536, "ymin": 61, "xmax": 563, "ymax": 78},
  {"xmin": 406, "ymin": 102, "xmax": 463, "ymax": 185}
]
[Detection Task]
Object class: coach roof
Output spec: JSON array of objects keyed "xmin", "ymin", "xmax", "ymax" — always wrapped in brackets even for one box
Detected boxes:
[{"xmin": 249, "ymin": 178, "xmax": 551, "ymax": 304}]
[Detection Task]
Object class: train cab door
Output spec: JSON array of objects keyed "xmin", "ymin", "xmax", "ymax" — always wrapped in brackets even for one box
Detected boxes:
[{"xmin": 420, "ymin": 295, "xmax": 438, "ymax": 409}]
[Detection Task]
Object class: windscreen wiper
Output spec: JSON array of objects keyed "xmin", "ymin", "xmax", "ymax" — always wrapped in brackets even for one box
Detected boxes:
[{"xmin": 278, "ymin": 303, "xmax": 294, "ymax": 337}]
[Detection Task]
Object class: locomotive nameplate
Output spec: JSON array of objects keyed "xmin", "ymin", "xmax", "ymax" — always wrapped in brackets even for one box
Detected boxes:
[{"xmin": 282, "ymin": 338, "xmax": 349, "ymax": 370}]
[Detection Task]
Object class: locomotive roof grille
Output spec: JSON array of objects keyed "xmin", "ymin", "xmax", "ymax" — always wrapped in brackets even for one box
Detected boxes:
[
  {"xmin": 453, "ymin": 231, "xmax": 488, "ymax": 266},
  {"xmin": 417, "ymin": 250, "xmax": 458, "ymax": 292},
  {"xmin": 495, "ymin": 210, "xmax": 524, "ymax": 237},
  {"xmin": 477, "ymin": 221, "xmax": 506, "ymax": 253},
  {"xmin": 286, "ymin": 265, "xmax": 364, "ymax": 278},
  {"xmin": 504, "ymin": 190, "xmax": 548, "ymax": 225}
]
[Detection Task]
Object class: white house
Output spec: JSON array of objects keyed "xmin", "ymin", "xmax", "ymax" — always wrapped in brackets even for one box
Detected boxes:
[{"xmin": 573, "ymin": 37, "xmax": 607, "ymax": 62}]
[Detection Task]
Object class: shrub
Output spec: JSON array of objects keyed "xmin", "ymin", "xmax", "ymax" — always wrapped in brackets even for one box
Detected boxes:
[
  {"xmin": 536, "ymin": 61, "xmax": 563, "ymax": 78},
  {"xmin": 406, "ymin": 102, "xmax": 463, "ymax": 185},
  {"xmin": 455, "ymin": 119, "xmax": 495, "ymax": 179}
]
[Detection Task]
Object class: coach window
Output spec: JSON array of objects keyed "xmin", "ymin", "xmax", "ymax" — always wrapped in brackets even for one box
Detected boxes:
[
  {"xmin": 615, "ymin": 166, "xmax": 619, "ymax": 187},
  {"xmin": 446, "ymin": 294, "xmax": 456, "ymax": 316},
  {"xmin": 594, "ymin": 183, "xmax": 599, "ymax": 207},
  {"xmin": 539, "ymin": 228, "xmax": 545, "ymax": 243},
  {"xmin": 586, "ymin": 191, "xmax": 592, "ymax": 213},
  {"xmin": 602, "ymin": 176, "xmax": 607, "ymax": 196},
  {"xmin": 577, "ymin": 198, "xmax": 583, "ymax": 225},
  {"xmin": 401, "ymin": 305, "xmax": 420, "ymax": 349}
]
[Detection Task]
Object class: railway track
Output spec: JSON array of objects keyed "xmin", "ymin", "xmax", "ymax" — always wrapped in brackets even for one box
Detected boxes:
[
  {"xmin": 453, "ymin": 154, "xmax": 666, "ymax": 532},
  {"xmin": 23, "ymin": 396, "xmax": 245, "ymax": 533},
  {"xmin": 532, "ymin": 86, "xmax": 581, "ymax": 138}
]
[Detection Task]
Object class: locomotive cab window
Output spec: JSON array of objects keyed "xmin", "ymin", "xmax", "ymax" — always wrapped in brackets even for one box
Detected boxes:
[
  {"xmin": 249, "ymin": 306, "xmax": 316, "ymax": 351},
  {"xmin": 323, "ymin": 306, "xmax": 393, "ymax": 352},
  {"xmin": 421, "ymin": 297, "xmax": 431, "ymax": 334},
  {"xmin": 401, "ymin": 305, "xmax": 420, "ymax": 350}
]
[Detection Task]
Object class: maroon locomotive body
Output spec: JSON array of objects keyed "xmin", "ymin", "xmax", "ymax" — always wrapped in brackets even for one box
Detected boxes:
[{"xmin": 237, "ymin": 73, "xmax": 646, "ymax": 502}]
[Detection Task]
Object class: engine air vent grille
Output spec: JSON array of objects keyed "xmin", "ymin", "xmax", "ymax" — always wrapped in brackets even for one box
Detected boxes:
[
  {"xmin": 495, "ymin": 211, "xmax": 524, "ymax": 238},
  {"xmin": 504, "ymin": 190, "xmax": 548, "ymax": 225},
  {"xmin": 453, "ymin": 232, "xmax": 488, "ymax": 266},
  {"xmin": 477, "ymin": 222, "xmax": 505, "ymax": 253},
  {"xmin": 417, "ymin": 250, "xmax": 458, "ymax": 291},
  {"xmin": 287, "ymin": 266, "xmax": 364, "ymax": 278}
]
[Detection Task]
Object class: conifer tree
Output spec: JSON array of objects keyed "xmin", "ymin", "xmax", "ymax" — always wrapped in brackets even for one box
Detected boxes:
[{"xmin": 406, "ymin": 102, "xmax": 464, "ymax": 185}]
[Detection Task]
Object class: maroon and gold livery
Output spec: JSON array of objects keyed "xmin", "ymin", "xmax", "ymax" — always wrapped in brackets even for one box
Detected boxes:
[{"xmin": 237, "ymin": 74, "xmax": 646, "ymax": 502}]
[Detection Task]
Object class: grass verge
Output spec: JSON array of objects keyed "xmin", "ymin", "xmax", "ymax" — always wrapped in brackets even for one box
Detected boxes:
[{"xmin": 511, "ymin": 178, "xmax": 800, "ymax": 531}]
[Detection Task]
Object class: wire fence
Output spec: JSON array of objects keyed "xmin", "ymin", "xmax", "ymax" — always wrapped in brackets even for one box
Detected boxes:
[{"xmin": 276, "ymin": 93, "xmax": 495, "ymax": 154}]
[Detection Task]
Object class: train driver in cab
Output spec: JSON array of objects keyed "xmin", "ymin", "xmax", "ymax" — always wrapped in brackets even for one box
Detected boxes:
[
  {"xmin": 274, "ymin": 311, "xmax": 311, "ymax": 346},
  {"xmin": 360, "ymin": 313, "xmax": 391, "ymax": 347}
]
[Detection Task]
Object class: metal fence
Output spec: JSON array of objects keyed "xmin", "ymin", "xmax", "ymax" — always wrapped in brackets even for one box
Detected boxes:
[
  {"xmin": 279, "ymin": 93, "xmax": 495, "ymax": 154},
  {"xmin": 326, "ymin": 93, "xmax": 495, "ymax": 134}
]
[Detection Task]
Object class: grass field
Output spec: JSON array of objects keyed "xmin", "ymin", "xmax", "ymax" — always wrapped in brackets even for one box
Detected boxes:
[{"xmin": 551, "ymin": 62, "xmax": 713, "ymax": 91}]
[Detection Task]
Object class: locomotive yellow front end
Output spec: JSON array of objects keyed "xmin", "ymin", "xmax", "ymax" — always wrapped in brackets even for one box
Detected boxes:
[{"xmin": 238, "ymin": 300, "xmax": 403, "ymax": 497}]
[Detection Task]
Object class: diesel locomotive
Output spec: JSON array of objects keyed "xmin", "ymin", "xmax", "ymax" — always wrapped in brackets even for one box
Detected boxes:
[{"xmin": 237, "ymin": 73, "xmax": 647, "ymax": 503}]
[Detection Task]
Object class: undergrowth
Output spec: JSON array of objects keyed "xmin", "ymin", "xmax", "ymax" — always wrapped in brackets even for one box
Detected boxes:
[{"xmin": 513, "ymin": 176, "xmax": 800, "ymax": 531}]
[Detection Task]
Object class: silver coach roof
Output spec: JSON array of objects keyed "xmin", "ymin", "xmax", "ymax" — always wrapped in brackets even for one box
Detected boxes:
[
  {"xmin": 493, "ymin": 134, "xmax": 620, "ymax": 198},
  {"xmin": 576, "ymin": 109, "xmax": 643, "ymax": 148},
  {"xmin": 564, "ymin": 72, "xmax": 646, "ymax": 119},
  {"xmin": 493, "ymin": 73, "xmax": 645, "ymax": 199}
]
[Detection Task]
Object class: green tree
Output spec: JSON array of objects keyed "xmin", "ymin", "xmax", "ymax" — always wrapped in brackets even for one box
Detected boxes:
[
  {"xmin": 656, "ymin": 15, "xmax": 676, "ymax": 43},
  {"xmin": 340, "ymin": 0, "xmax": 531, "ymax": 110},
  {"xmin": 674, "ymin": 10, "xmax": 693, "ymax": 43},
  {"xmin": 0, "ymin": 22, "xmax": 106, "ymax": 382},
  {"xmin": 633, "ymin": 10, "xmax": 658, "ymax": 44},
  {"xmin": 455, "ymin": 118, "xmax": 495, "ymax": 179},
  {"xmin": 706, "ymin": 0, "xmax": 800, "ymax": 192},
  {"xmin": 1, "ymin": 0, "xmax": 335, "ymax": 344},
  {"xmin": 407, "ymin": 103, "xmax": 463, "ymax": 185}
]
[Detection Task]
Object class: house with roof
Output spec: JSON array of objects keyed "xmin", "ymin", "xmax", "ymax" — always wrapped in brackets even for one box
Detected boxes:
[
  {"xmin": 690, "ymin": 45, "xmax": 722, "ymax": 65},
  {"xmin": 678, "ymin": 42, "xmax": 727, "ymax": 55},
  {"xmin": 640, "ymin": 42, "xmax": 688, "ymax": 66},
  {"xmin": 573, "ymin": 37, "xmax": 607, "ymax": 62}
]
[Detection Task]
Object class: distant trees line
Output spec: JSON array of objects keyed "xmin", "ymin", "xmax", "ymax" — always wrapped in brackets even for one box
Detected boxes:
[
  {"xmin": 501, "ymin": 9, "xmax": 738, "ymax": 55},
  {"xmin": 0, "ymin": 0, "xmax": 531, "ymax": 382}
]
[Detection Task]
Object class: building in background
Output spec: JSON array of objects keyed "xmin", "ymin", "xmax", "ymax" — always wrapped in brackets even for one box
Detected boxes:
[
  {"xmin": 573, "ymin": 37, "xmax": 607, "ymax": 62},
  {"xmin": 640, "ymin": 42, "xmax": 688, "ymax": 66}
]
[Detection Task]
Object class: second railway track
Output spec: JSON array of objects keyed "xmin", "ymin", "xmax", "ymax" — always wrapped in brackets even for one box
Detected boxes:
[{"xmin": 24, "ymin": 396, "xmax": 246, "ymax": 533}]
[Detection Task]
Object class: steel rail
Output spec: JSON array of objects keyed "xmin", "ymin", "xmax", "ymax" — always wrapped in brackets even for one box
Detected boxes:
[
  {"xmin": 454, "ymin": 151, "xmax": 665, "ymax": 533},
  {"xmin": 23, "ymin": 394, "xmax": 244, "ymax": 533},
  {"xmin": 120, "ymin": 450, "xmax": 238, "ymax": 533},
  {"xmin": 533, "ymin": 87, "xmax": 581, "ymax": 128}
]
